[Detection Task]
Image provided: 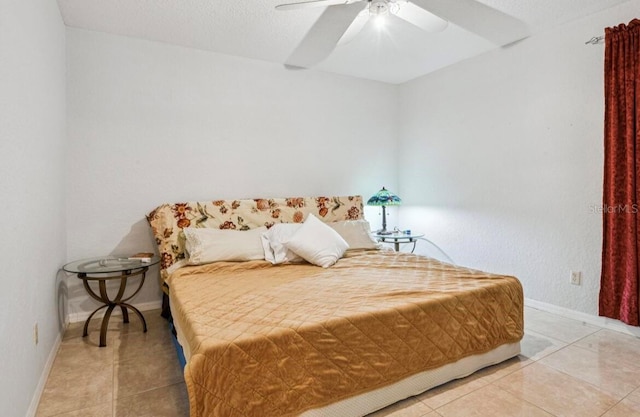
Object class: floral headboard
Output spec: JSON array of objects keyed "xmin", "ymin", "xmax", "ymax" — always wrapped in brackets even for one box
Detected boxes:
[{"xmin": 146, "ymin": 195, "xmax": 364, "ymax": 291}]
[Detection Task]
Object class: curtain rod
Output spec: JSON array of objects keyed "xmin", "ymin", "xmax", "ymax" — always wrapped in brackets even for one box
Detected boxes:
[{"xmin": 585, "ymin": 35, "xmax": 604, "ymax": 45}]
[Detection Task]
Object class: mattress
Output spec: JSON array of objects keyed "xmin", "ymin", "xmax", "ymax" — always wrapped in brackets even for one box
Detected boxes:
[{"xmin": 167, "ymin": 250, "xmax": 524, "ymax": 417}]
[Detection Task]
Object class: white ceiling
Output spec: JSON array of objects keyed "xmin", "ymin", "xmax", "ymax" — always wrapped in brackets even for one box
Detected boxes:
[{"xmin": 56, "ymin": 0, "xmax": 629, "ymax": 84}]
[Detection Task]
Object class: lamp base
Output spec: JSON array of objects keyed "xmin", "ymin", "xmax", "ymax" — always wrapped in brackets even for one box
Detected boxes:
[{"xmin": 375, "ymin": 230, "xmax": 393, "ymax": 235}]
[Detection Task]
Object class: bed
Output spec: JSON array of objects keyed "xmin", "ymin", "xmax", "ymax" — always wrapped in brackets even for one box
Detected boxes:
[{"xmin": 147, "ymin": 195, "xmax": 523, "ymax": 417}]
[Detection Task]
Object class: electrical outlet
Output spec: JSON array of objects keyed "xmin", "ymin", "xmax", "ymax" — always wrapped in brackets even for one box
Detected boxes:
[
  {"xmin": 570, "ymin": 271, "xmax": 582, "ymax": 286},
  {"xmin": 34, "ymin": 323, "xmax": 38, "ymax": 345}
]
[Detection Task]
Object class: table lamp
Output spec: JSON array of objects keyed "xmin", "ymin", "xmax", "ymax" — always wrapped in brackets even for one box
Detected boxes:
[{"xmin": 367, "ymin": 187, "xmax": 402, "ymax": 235}]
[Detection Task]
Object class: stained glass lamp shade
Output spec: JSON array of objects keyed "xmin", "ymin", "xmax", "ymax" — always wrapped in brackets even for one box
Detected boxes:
[{"xmin": 367, "ymin": 187, "xmax": 402, "ymax": 234}]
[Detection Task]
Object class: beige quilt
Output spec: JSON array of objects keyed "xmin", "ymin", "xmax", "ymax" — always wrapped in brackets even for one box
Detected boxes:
[{"xmin": 167, "ymin": 250, "xmax": 524, "ymax": 417}]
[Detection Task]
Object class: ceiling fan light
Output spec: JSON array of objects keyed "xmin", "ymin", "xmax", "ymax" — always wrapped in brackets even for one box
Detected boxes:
[{"xmin": 373, "ymin": 14, "xmax": 387, "ymax": 29}]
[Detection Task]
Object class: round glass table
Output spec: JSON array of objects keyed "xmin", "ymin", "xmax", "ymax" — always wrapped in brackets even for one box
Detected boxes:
[
  {"xmin": 372, "ymin": 232, "xmax": 425, "ymax": 252},
  {"xmin": 63, "ymin": 255, "xmax": 159, "ymax": 347}
]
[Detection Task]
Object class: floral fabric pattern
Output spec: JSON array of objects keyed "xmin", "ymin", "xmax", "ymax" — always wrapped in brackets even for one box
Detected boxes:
[{"xmin": 146, "ymin": 195, "xmax": 364, "ymax": 290}]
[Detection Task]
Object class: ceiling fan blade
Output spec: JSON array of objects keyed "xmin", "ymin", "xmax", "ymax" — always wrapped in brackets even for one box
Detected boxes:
[
  {"xmin": 338, "ymin": 11, "xmax": 369, "ymax": 45},
  {"xmin": 409, "ymin": 0, "xmax": 529, "ymax": 45},
  {"xmin": 395, "ymin": 2, "xmax": 448, "ymax": 33},
  {"xmin": 285, "ymin": 2, "xmax": 366, "ymax": 68},
  {"xmin": 276, "ymin": 0, "xmax": 350, "ymax": 11}
]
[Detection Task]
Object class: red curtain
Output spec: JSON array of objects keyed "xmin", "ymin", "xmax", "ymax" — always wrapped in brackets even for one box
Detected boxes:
[{"xmin": 600, "ymin": 19, "xmax": 640, "ymax": 326}]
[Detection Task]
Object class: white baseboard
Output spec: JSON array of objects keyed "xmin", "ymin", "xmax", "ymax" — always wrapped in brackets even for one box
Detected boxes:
[
  {"xmin": 67, "ymin": 300, "xmax": 163, "ymax": 324},
  {"xmin": 525, "ymin": 298, "xmax": 640, "ymax": 337},
  {"xmin": 26, "ymin": 332, "xmax": 62, "ymax": 417}
]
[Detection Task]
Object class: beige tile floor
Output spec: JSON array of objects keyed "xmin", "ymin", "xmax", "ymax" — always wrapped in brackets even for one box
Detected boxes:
[{"xmin": 36, "ymin": 306, "xmax": 640, "ymax": 417}]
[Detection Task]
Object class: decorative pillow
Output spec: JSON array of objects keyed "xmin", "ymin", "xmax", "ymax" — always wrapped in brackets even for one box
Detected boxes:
[
  {"xmin": 327, "ymin": 220, "xmax": 381, "ymax": 250},
  {"xmin": 261, "ymin": 223, "xmax": 304, "ymax": 264},
  {"xmin": 283, "ymin": 214, "xmax": 349, "ymax": 268},
  {"xmin": 183, "ymin": 226, "xmax": 267, "ymax": 265}
]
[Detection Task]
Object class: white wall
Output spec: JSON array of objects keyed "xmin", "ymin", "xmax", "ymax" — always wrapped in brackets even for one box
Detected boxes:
[
  {"xmin": 65, "ymin": 28, "xmax": 399, "ymax": 317},
  {"xmin": 0, "ymin": 0, "xmax": 66, "ymax": 415},
  {"xmin": 398, "ymin": 1, "xmax": 640, "ymax": 316}
]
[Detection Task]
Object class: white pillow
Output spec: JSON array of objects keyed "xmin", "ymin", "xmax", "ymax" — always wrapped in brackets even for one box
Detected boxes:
[
  {"xmin": 283, "ymin": 214, "xmax": 349, "ymax": 268},
  {"xmin": 261, "ymin": 223, "xmax": 304, "ymax": 264},
  {"xmin": 328, "ymin": 220, "xmax": 381, "ymax": 250},
  {"xmin": 183, "ymin": 227, "xmax": 267, "ymax": 265}
]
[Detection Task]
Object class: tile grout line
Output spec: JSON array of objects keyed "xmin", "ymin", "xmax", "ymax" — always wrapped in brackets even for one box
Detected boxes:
[{"xmin": 599, "ymin": 386, "xmax": 640, "ymax": 416}]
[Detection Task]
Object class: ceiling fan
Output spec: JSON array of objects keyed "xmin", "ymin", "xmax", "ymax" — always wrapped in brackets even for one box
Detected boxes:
[{"xmin": 276, "ymin": 0, "xmax": 529, "ymax": 69}]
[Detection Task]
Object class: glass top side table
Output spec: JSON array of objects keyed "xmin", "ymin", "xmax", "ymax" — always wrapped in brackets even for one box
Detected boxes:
[
  {"xmin": 372, "ymin": 232, "xmax": 424, "ymax": 252},
  {"xmin": 63, "ymin": 255, "xmax": 159, "ymax": 347}
]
